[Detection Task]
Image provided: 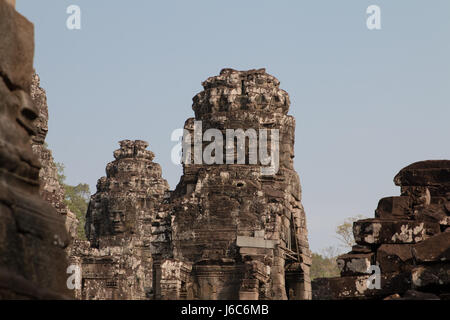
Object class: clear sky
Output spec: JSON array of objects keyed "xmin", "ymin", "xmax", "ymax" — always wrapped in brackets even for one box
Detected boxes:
[{"xmin": 17, "ymin": 1, "xmax": 450, "ymax": 253}]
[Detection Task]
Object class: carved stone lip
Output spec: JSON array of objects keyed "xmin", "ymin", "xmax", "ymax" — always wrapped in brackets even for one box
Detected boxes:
[
  {"xmin": 112, "ymin": 222, "xmax": 124, "ymax": 233},
  {"xmin": 0, "ymin": 140, "xmax": 41, "ymax": 179}
]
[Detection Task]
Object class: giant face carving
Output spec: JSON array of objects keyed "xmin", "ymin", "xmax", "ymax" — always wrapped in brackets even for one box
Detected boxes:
[
  {"xmin": 0, "ymin": 0, "xmax": 39, "ymax": 185},
  {"xmin": 106, "ymin": 198, "xmax": 132, "ymax": 237},
  {"xmin": 0, "ymin": 75, "xmax": 41, "ymax": 184},
  {"xmin": 0, "ymin": 1, "xmax": 71, "ymax": 298}
]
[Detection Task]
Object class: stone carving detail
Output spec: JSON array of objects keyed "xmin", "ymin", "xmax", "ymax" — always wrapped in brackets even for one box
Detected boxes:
[
  {"xmin": 72, "ymin": 140, "xmax": 169, "ymax": 299},
  {"xmin": 0, "ymin": 0, "xmax": 71, "ymax": 299},
  {"xmin": 312, "ymin": 160, "xmax": 450, "ymax": 300},
  {"xmin": 30, "ymin": 73, "xmax": 79, "ymax": 239},
  {"xmin": 152, "ymin": 68, "xmax": 312, "ymax": 300},
  {"xmin": 73, "ymin": 69, "xmax": 311, "ymax": 300}
]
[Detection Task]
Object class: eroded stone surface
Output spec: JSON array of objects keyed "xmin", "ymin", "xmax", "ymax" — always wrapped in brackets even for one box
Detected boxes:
[
  {"xmin": 353, "ymin": 219, "xmax": 440, "ymax": 245},
  {"xmin": 411, "ymin": 264, "xmax": 450, "ymax": 289},
  {"xmin": 336, "ymin": 253, "xmax": 374, "ymax": 276},
  {"xmin": 312, "ymin": 273, "xmax": 411, "ymax": 300},
  {"xmin": 412, "ymin": 232, "xmax": 450, "ymax": 263},
  {"xmin": 0, "ymin": 1, "xmax": 71, "ymax": 299},
  {"xmin": 377, "ymin": 244, "xmax": 414, "ymax": 274},
  {"xmin": 394, "ymin": 160, "xmax": 450, "ymax": 191},
  {"xmin": 375, "ymin": 196, "xmax": 412, "ymax": 219}
]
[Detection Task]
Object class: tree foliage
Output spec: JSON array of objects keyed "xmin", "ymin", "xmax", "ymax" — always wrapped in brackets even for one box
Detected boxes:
[
  {"xmin": 311, "ymin": 215, "xmax": 368, "ymax": 279},
  {"xmin": 310, "ymin": 246, "xmax": 340, "ymax": 280},
  {"xmin": 56, "ymin": 162, "xmax": 90, "ymax": 240},
  {"xmin": 335, "ymin": 214, "xmax": 366, "ymax": 250}
]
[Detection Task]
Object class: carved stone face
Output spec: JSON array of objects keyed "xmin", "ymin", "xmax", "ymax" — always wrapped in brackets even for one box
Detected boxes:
[
  {"xmin": 0, "ymin": 78, "xmax": 41, "ymax": 183},
  {"xmin": 106, "ymin": 197, "xmax": 131, "ymax": 236},
  {"xmin": 110, "ymin": 210, "xmax": 126, "ymax": 234}
]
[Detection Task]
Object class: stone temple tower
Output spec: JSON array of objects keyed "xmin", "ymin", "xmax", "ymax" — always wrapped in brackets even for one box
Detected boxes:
[
  {"xmin": 152, "ymin": 68, "xmax": 311, "ymax": 300},
  {"xmin": 74, "ymin": 140, "xmax": 169, "ymax": 299}
]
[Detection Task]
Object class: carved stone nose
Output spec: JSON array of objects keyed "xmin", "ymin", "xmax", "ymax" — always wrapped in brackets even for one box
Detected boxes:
[{"xmin": 17, "ymin": 90, "xmax": 38, "ymax": 120}]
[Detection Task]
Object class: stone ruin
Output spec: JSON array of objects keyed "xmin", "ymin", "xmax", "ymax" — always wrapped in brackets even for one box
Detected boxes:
[
  {"xmin": 152, "ymin": 68, "xmax": 311, "ymax": 300},
  {"xmin": 71, "ymin": 140, "xmax": 169, "ymax": 299},
  {"xmin": 313, "ymin": 160, "xmax": 450, "ymax": 300},
  {"xmin": 3, "ymin": 1, "xmax": 447, "ymax": 301},
  {"xmin": 73, "ymin": 68, "xmax": 312, "ymax": 300},
  {"xmin": 30, "ymin": 73, "xmax": 79, "ymax": 240},
  {"xmin": 0, "ymin": 0, "xmax": 71, "ymax": 299}
]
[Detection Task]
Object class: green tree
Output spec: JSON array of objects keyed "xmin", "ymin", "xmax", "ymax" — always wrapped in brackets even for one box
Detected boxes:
[
  {"xmin": 55, "ymin": 162, "xmax": 66, "ymax": 186},
  {"xmin": 310, "ymin": 246, "xmax": 340, "ymax": 280},
  {"xmin": 56, "ymin": 162, "xmax": 90, "ymax": 240},
  {"xmin": 311, "ymin": 215, "xmax": 368, "ymax": 280}
]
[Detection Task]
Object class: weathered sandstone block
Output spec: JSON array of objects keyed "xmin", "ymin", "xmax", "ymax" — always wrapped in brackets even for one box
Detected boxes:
[
  {"xmin": 336, "ymin": 253, "xmax": 374, "ymax": 276},
  {"xmin": 412, "ymin": 232, "xmax": 450, "ymax": 263},
  {"xmin": 376, "ymin": 244, "xmax": 414, "ymax": 273},
  {"xmin": 353, "ymin": 219, "xmax": 440, "ymax": 245},
  {"xmin": 375, "ymin": 196, "xmax": 412, "ymax": 219},
  {"xmin": 312, "ymin": 272, "xmax": 411, "ymax": 300},
  {"xmin": 411, "ymin": 264, "xmax": 450, "ymax": 289}
]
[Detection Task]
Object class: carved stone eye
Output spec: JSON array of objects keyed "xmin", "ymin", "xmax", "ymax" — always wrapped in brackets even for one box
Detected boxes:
[
  {"xmin": 13, "ymin": 90, "xmax": 38, "ymax": 135},
  {"xmin": 15, "ymin": 90, "xmax": 38, "ymax": 120}
]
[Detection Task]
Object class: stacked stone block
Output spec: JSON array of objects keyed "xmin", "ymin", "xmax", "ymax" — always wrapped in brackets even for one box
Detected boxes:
[{"xmin": 313, "ymin": 160, "xmax": 450, "ymax": 300}]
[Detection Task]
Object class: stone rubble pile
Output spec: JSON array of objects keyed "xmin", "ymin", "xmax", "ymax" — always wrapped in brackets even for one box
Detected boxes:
[{"xmin": 312, "ymin": 160, "xmax": 450, "ymax": 300}]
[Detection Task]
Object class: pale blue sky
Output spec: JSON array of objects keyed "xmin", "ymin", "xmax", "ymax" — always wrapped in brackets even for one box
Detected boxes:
[{"xmin": 17, "ymin": 1, "xmax": 450, "ymax": 253}]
